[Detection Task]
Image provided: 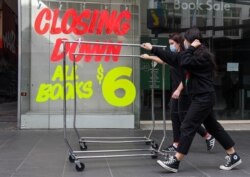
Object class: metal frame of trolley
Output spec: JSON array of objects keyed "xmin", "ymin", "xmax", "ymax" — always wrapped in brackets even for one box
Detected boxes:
[{"xmin": 62, "ymin": 40, "xmax": 170, "ymax": 171}]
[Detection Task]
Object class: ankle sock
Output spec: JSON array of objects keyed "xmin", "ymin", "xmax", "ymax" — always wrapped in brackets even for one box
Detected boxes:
[{"xmin": 204, "ymin": 133, "xmax": 212, "ymax": 140}]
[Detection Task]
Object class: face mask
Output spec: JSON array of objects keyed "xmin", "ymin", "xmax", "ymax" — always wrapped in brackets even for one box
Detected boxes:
[{"xmin": 170, "ymin": 44, "xmax": 177, "ymax": 53}]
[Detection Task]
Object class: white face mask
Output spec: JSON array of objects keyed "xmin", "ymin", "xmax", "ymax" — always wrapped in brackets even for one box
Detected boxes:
[{"xmin": 170, "ymin": 44, "xmax": 177, "ymax": 53}]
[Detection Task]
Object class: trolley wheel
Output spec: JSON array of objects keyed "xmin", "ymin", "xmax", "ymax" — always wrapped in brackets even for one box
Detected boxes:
[
  {"xmin": 151, "ymin": 152, "xmax": 158, "ymax": 159},
  {"xmin": 80, "ymin": 143, "xmax": 88, "ymax": 151},
  {"xmin": 75, "ymin": 162, "xmax": 85, "ymax": 172},
  {"xmin": 69, "ymin": 155, "xmax": 75, "ymax": 163},
  {"xmin": 152, "ymin": 143, "xmax": 159, "ymax": 150}
]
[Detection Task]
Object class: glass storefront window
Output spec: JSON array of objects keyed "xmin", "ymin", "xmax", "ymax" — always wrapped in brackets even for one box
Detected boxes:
[
  {"xmin": 19, "ymin": 0, "xmax": 250, "ymax": 128},
  {"xmin": 140, "ymin": 0, "xmax": 250, "ymax": 121},
  {"xmin": 19, "ymin": 0, "xmax": 141, "ymax": 128}
]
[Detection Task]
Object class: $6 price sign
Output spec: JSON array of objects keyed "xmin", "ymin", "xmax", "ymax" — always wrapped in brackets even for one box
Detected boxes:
[{"xmin": 97, "ymin": 65, "xmax": 136, "ymax": 107}]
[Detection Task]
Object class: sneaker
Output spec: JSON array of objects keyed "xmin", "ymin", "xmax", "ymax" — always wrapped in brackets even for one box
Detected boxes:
[
  {"xmin": 219, "ymin": 153, "xmax": 242, "ymax": 170},
  {"xmin": 157, "ymin": 156, "xmax": 180, "ymax": 173},
  {"xmin": 162, "ymin": 144, "xmax": 177, "ymax": 152},
  {"xmin": 206, "ymin": 136, "xmax": 215, "ymax": 151}
]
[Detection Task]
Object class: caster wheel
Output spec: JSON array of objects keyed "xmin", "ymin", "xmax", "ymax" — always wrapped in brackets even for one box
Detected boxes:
[
  {"xmin": 145, "ymin": 141, "xmax": 151, "ymax": 145},
  {"xmin": 151, "ymin": 152, "xmax": 158, "ymax": 159},
  {"xmin": 75, "ymin": 162, "xmax": 85, "ymax": 172},
  {"xmin": 152, "ymin": 143, "xmax": 159, "ymax": 150},
  {"xmin": 80, "ymin": 143, "xmax": 87, "ymax": 151},
  {"xmin": 151, "ymin": 154, "xmax": 158, "ymax": 159},
  {"xmin": 69, "ymin": 155, "xmax": 75, "ymax": 163}
]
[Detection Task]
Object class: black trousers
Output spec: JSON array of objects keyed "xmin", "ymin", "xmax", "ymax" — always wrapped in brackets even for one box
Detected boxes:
[
  {"xmin": 170, "ymin": 95, "xmax": 207, "ymax": 143},
  {"xmin": 179, "ymin": 95, "xmax": 207, "ymax": 137},
  {"xmin": 177, "ymin": 92, "xmax": 235, "ymax": 155},
  {"xmin": 170, "ymin": 98, "xmax": 181, "ymax": 142}
]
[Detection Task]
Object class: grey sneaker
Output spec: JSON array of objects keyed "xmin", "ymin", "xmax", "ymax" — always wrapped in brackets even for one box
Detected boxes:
[
  {"xmin": 219, "ymin": 153, "xmax": 242, "ymax": 170},
  {"xmin": 206, "ymin": 136, "xmax": 215, "ymax": 151},
  {"xmin": 157, "ymin": 156, "xmax": 180, "ymax": 173}
]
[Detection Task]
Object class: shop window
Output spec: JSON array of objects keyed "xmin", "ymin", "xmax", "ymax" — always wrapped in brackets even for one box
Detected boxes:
[
  {"xmin": 224, "ymin": 7, "xmax": 241, "ymax": 17},
  {"xmin": 121, "ymin": 4, "xmax": 139, "ymax": 36},
  {"xmin": 20, "ymin": 0, "xmax": 140, "ymax": 122},
  {"xmin": 190, "ymin": 16, "xmax": 207, "ymax": 27},
  {"xmin": 224, "ymin": 19, "xmax": 240, "ymax": 36},
  {"xmin": 190, "ymin": 4, "xmax": 208, "ymax": 16},
  {"xmin": 223, "ymin": 7, "xmax": 241, "ymax": 37},
  {"xmin": 163, "ymin": 2, "xmax": 182, "ymax": 14},
  {"xmin": 167, "ymin": 16, "xmax": 181, "ymax": 31}
]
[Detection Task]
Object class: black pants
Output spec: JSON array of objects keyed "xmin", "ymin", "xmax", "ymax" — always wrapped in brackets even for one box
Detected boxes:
[
  {"xmin": 170, "ymin": 98, "xmax": 181, "ymax": 142},
  {"xmin": 177, "ymin": 92, "xmax": 235, "ymax": 155},
  {"xmin": 170, "ymin": 95, "xmax": 207, "ymax": 143},
  {"xmin": 179, "ymin": 95, "xmax": 207, "ymax": 137}
]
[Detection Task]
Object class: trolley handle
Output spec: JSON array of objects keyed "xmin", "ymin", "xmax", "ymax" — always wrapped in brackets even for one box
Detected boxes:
[{"xmin": 62, "ymin": 39, "xmax": 166, "ymax": 48}]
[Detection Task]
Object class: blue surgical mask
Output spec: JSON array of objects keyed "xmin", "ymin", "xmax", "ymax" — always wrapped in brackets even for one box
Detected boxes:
[{"xmin": 170, "ymin": 44, "xmax": 177, "ymax": 53}]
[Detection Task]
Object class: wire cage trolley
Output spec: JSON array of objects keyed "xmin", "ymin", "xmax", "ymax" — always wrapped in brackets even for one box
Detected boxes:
[{"xmin": 62, "ymin": 40, "xmax": 169, "ymax": 171}]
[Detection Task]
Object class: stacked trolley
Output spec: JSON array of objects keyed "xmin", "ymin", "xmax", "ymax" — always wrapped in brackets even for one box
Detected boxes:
[{"xmin": 62, "ymin": 39, "xmax": 170, "ymax": 171}]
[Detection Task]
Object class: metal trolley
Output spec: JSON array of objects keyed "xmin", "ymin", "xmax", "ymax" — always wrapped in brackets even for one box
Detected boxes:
[{"xmin": 62, "ymin": 40, "xmax": 169, "ymax": 171}]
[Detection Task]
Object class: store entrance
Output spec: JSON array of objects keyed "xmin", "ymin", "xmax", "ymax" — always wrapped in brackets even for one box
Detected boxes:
[{"xmin": 0, "ymin": 0, "xmax": 18, "ymax": 124}]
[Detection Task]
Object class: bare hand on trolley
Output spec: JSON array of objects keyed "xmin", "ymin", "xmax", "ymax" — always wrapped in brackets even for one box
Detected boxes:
[
  {"xmin": 140, "ymin": 54, "xmax": 150, "ymax": 59},
  {"xmin": 141, "ymin": 43, "xmax": 153, "ymax": 50}
]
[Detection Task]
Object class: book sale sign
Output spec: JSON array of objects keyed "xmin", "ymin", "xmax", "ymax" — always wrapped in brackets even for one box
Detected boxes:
[{"xmin": 34, "ymin": 7, "xmax": 136, "ymax": 107}]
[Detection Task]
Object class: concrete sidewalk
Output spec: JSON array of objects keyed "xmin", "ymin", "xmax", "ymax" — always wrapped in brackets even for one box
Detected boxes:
[
  {"xmin": 140, "ymin": 120, "xmax": 250, "ymax": 131},
  {"xmin": 0, "ymin": 128, "xmax": 249, "ymax": 177}
]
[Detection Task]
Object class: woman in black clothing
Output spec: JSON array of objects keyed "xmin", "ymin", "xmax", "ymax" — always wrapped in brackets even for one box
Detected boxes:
[
  {"xmin": 141, "ymin": 33, "xmax": 215, "ymax": 152},
  {"xmin": 141, "ymin": 27, "xmax": 242, "ymax": 173}
]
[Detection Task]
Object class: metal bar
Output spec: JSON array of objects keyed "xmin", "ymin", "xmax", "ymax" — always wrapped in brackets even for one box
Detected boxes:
[
  {"xmin": 80, "ymin": 136, "xmax": 150, "ymax": 140},
  {"xmin": 241, "ymin": 89, "xmax": 245, "ymax": 118},
  {"xmin": 63, "ymin": 42, "xmax": 74, "ymax": 153},
  {"xmin": 73, "ymin": 148, "xmax": 153, "ymax": 154},
  {"xmin": 147, "ymin": 62, "xmax": 156, "ymax": 139},
  {"xmin": 72, "ymin": 55, "xmax": 81, "ymax": 140},
  {"xmin": 75, "ymin": 154, "xmax": 155, "ymax": 159},
  {"xmin": 80, "ymin": 140, "xmax": 153, "ymax": 143},
  {"xmin": 158, "ymin": 64, "xmax": 167, "ymax": 152},
  {"xmin": 17, "ymin": 0, "xmax": 22, "ymax": 129},
  {"xmin": 42, "ymin": 0, "xmax": 135, "ymax": 5},
  {"xmin": 72, "ymin": 53, "xmax": 141, "ymax": 58},
  {"xmin": 63, "ymin": 40, "xmax": 166, "ymax": 48}
]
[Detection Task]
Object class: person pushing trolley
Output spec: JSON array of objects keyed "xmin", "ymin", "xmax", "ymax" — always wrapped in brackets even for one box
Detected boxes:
[{"xmin": 140, "ymin": 27, "xmax": 242, "ymax": 173}]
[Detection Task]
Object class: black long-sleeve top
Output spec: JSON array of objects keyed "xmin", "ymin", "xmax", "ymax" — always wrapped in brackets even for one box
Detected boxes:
[
  {"xmin": 180, "ymin": 46, "xmax": 215, "ymax": 94},
  {"xmin": 151, "ymin": 47, "xmax": 187, "ymax": 94},
  {"xmin": 151, "ymin": 45, "xmax": 215, "ymax": 95},
  {"xmin": 169, "ymin": 66, "xmax": 181, "ymax": 92}
]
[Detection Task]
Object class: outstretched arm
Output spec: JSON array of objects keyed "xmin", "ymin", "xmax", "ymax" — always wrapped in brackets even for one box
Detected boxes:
[
  {"xmin": 141, "ymin": 43, "xmax": 178, "ymax": 67},
  {"xmin": 140, "ymin": 54, "xmax": 165, "ymax": 64}
]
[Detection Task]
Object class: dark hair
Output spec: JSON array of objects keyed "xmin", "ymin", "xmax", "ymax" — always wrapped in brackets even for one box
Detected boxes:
[
  {"xmin": 169, "ymin": 33, "xmax": 185, "ymax": 51},
  {"xmin": 184, "ymin": 27, "xmax": 202, "ymax": 43},
  {"xmin": 185, "ymin": 27, "xmax": 217, "ymax": 69},
  {"xmin": 196, "ymin": 45, "xmax": 216, "ymax": 68}
]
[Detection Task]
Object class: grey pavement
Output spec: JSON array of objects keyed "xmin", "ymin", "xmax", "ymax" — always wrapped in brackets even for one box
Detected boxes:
[{"xmin": 0, "ymin": 126, "xmax": 249, "ymax": 177}]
